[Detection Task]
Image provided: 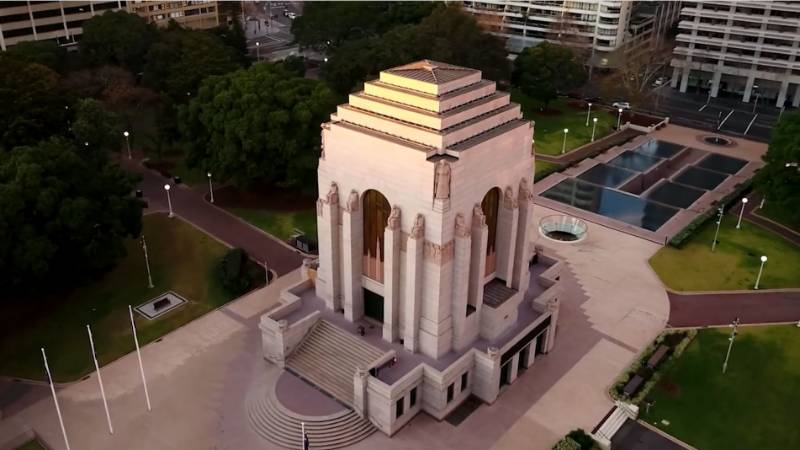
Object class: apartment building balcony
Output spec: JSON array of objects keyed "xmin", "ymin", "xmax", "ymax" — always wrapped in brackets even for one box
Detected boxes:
[
  {"xmin": 678, "ymin": 20, "xmax": 800, "ymax": 42},
  {"xmin": 675, "ymin": 34, "xmax": 798, "ymax": 56}
]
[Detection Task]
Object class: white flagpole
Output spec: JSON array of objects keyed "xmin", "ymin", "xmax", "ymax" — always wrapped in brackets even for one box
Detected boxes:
[
  {"xmin": 128, "ymin": 305, "xmax": 152, "ymax": 411},
  {"xmin": 87, "ymin": 325, "xmax": 114, "ymax": 434},
  {"xmin": 41, "ymin": 348, "xmax": 71, "ymax": 450},
  {"xmin": 301, "ymin": 421, "xmax": 305, "ymax": 450}
]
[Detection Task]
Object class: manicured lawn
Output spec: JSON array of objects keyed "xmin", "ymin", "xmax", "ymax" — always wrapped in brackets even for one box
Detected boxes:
[
  {"xmin": 644, "ymin": 325, "xmax": 800, "ymax": 450},
  {"xmin": 230, "ymin": 207, "xmax": 318, "ymax": 242},
  {"xmin": 650, "ymin": 218, "xmax": 800, "ymax": 291},
  {"xmin": 534, "ymin": 160, "xmax": 562, "ymax": 178},
  {"xmin": 512, "ymin": 90, "xmax": 615, "ymax": 156},
  {"xmin": 0, "ymin": 213, "xmax": 236, "ymax": 382},
  {"xmin": 758, "ymin": 201, "xmax": 800, "ymax": 233},
  {"xmin": 15, "ymin": 440, "xmax": 46, "ymax": 450}
]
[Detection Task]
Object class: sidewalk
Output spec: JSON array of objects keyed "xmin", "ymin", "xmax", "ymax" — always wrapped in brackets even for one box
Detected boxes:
[{"xmin": 668, "ymin": 289, "xmax": 800, "ymax": 327}]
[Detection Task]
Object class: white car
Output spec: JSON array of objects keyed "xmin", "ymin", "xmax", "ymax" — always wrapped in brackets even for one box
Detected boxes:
[
  {"xmin": 286, "ymin": 12, "xmax": 297, "ymax": 19},
  {"xmin": 612, "ymin": 101, "xmax": 631, "ymax": 110}
]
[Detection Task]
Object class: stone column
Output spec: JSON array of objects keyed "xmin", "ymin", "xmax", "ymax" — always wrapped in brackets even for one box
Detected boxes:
[
  {"xmin": 404, "ymin": 214, "xmax": 425, "ymax": 352},
  {"xmin": 544, "ymin": 297, "xmax": 561, "ymax": 353},
  {"xmin": 496, "ymin": 186, "xmax": 519, "ymax": 286},
  {"xmin": 343, "ymin": 190, "xmax": 364, "ymax": 322},
  {"xmin": 670, "ymin": 66, "xmax": 680, "ymax": 89},
  {"xmin": 743, "ymin": 76, "xmax": 756, "ymax": 103},
  {"xmin": 679, "ymin": 66, "xmax": 690, "ymax": 93},
  {"xmin": 353, "ymin": 368, "xmax": 369, "ymax": 418},
  {"xmin": 315, "ymin": 183, "xmax": 342, "ymax": 311},
  {"xmin": 468, "ymin": 205, "xmax": 488, "ymax": 313},
  {"xmin": 525, "ymin": 339, "xmax": 536, "ymax": 368},
  {"xmin": 509, "ymin": 353, "xmax": 520, "ymax": 384},
  {"xmin": 776, "ymin": 78, "xmax": 790, "ymax": 108},
  {"xmin": 383, "ymin": 207, "xmax": 402, "ymax": 341},
  {"xmin": 710, "ymin": 70, "xmax": 722, "ymax": 98},
  {"xmin": 451, "ymin": 213, "xmax": 472, "ymax": 350},
  {"xmin": 512, "ymin": 179, "xmax": 533, "ymax": 291},
  {"xmin": 793, "ymin": 84, "xmax": 800, "ymax": 108}
]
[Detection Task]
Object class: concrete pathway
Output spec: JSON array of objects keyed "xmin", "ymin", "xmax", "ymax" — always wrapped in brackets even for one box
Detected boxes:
[
  {"xmin": 120, "ymin": 157, "xmax": 305, "ymax": 276},
  {"xmin": 668, "ymin": 290, "xmax": 800, "ymax": 327}
]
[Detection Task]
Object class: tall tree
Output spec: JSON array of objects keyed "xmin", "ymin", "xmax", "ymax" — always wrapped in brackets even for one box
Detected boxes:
[
  {"xmin": 179, "ymin": 63, "xmax": 336, "ymax": 189},
  {"xmin": 5, "ymin": 40, "xmax": 67, "ymax": 72},
  {"xmin": 71, "ymin": 98, "xmax": 122, "ymax": 154},
  {"xmin": 324, "ymin": 5, "xmax": 509, "ymax": 95},
  {"xmin": 599, "ymin": 41, "xmax": 674, "ymax": 110},
  {"xmin": 0, "ymin": 138, "xmax": 143, "ymax": 293},
  {"xmin": 80, "ymin": 11, "xmax": 157, "ymax": 72},
  {"xmin": 512, "ymin": 42, "xmax": 586, "ymax": 109},
  {"xmin": 755, "ymin": 111, "xmax": 800, "ymax": 223},
  {"xmin": 0, "ymin": 56, "xmax": 70, "ymax": 151}
]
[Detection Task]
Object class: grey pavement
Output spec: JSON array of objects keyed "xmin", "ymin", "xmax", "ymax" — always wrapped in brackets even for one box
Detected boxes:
[{"xmin": 611, "ymin": 419, "xmax": 691, "ymax": 450}]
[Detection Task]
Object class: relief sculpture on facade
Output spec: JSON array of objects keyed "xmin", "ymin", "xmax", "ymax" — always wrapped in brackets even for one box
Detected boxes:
[
  {"xmin": 386, "ymin": 206, "xmax": 401, "ymax": 230},
  {"xmin": 433, "ymin": 160, "xmax": 451, "ymax": 200},
  {"xmin": 411, "ymin": 214, "xmax": 425, "ymax": 239},
  {"xmin": 454, "ymin": 213, "xmax": 470, "ymax": 238},
  {"xmin": 326, "ymin": 182, "xmax": 339, "ymax": 204}
]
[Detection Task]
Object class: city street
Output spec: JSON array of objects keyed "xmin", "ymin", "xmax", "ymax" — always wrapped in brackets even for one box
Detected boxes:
[{"xmin": 243, "ymin": 1, "xmax": 302, "ymax": 61}]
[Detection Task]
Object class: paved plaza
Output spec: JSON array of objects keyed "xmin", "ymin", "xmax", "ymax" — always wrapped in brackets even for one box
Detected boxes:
[{"xmin": 0, "ymin": 204, "xmax": 670, "ymax": 450}]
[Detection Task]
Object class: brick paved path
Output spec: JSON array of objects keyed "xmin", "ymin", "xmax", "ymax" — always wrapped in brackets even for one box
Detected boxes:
[
  {"xmin": 121, "ymin": 158, "xmax": 304, "ymax": 276},
  {"xmin": 741, "ymin": 193, "xmax": 800, "ymax": 246},
  {"xmin": 668, "ymin": 290, "xmax": 800, "ymax": 327}
]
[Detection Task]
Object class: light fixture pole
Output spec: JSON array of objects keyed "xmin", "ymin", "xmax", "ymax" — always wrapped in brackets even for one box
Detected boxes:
[
  {"xmin": 591, "ymin": 117, "xmax": 598, "ymax": 141},
  {"xmin": 585, "ymin": 102, "xmax": 592, "ymax": 126},
  {"xmin": 42, "ymin": 348, "xmax": 71, "ymax": 450},
  {"xmin": 711, "ymin": 207, "xmax": 724, "ymax": 252},
  {"xmin": 617, "ymin": 108, "xmax": 623, "ymax": 129},
  {"xmin": 736, "ymin": 197, "xmax": 748, "ymax": 229},
  {"xmin": 207, "ymin": 172, "xmax": 215, "ymax": 203},
  {"xmin": 264, "ymin": 260, "xmax": 270, "ymax": 286},
  {"xmin": 142, "ymin": 236, "xmax": 154, "ymax": 288},
  {"xmin": 722, "ymin": 317, "xmax": 740, "ymax": 374},
  {"xmin": 164, "ymin": 184, "xmax": 174, "ymax": 218},
  {"xmin": 759, "ymin": 197, "xmax": 765, "ymax": 209},
  {"xmin": 256, "ymin": 41, "xmax": 260, "ymax": 60},
  {"xmin": 754, "ymin": 255, "xmax": 767, "ymax": 289},
  {"xmin": 751, "ymin": 85, "xmax": 760, "ymax": 114},
  {"xmin": 128, "ymin": 305, "xmax": 152, "ymax": 411},
  {"xmin": 123, "ymin": 131, "xmax": 131, "ymax": 159},
  {"xmin": 561, "ymin": 128, "xmax": 569, "ymax": 154},
  {"xmin": 87, "ymin": 324, "xmax": 114, "ymax": 435}
]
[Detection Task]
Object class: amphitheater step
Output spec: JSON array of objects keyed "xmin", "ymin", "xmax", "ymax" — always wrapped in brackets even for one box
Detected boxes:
[
  {"xmin": 246, "ymin": 380, "xmax": 376, "ymax": 450},
  {"xmin": 286, "ymin": 320, "xmax": 387, "ymax": 407}
]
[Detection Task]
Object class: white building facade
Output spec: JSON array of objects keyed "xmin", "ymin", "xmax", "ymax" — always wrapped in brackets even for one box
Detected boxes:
[{"xmin": 670, "ymin": 1, "xmax": 800, "ymax": 107}]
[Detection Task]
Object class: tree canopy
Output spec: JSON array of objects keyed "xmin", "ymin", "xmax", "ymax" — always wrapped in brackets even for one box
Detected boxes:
[
  {"xmin": 291, "ymin": 1, "xmax": 437, "ymax": 50},
  {"xmin": 512, "ymin": 42, "xmax": 586, "ymax": 109},
  {"xmin": 755, "ymin": 111, "xmax": 800, "ymax": 222},
  {"xmin": 323, "ymin": 5, "xmax": 509, "ymax": 94},
  {"xmin": 79, "ymin": 10, "xmax": 157, "ymax": 72},
  {"xmin": 179, "ymin": 63, "xmax": 336, "ymax": 189},
  {"xmin": 71, "ymin": 98, "xmax": 122, "ymax": 154},
  {"xmin": 0, "ymin": 56, "xmax": 71, "ymax": 151},
  {"xmin": 5, "ymin": 40, "xmax": 67, "ymax": 73},
  {"xmin": 0, "ymin": 138, "xmax": 143, "ymax": 293}
]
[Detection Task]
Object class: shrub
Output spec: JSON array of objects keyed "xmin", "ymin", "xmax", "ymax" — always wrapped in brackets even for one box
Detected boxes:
[
  {"xmin": 552, "ymin": 437, "xmax": 581, "ymax": 450},
  {"xmin": 217, "ymin": 247, "xmax": 256, "ymax": 296},
  {"xmin": 566, "ymin": 429, "xmax": 601, "ymax": 450}
]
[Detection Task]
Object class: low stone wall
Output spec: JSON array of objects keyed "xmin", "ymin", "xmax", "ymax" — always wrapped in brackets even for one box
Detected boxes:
[{"xmin": 259, "ymin": 279, "xmax": 320, "ymax": 367}]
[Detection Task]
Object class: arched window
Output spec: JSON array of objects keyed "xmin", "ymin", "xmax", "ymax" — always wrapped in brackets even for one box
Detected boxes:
[
  {"xmin": 362, "ymin": 190, "xmax": 391, "ymax": 282},
  {"xmin": 481, "ymin": 188, "xmax": 500, "ymax": 276}
]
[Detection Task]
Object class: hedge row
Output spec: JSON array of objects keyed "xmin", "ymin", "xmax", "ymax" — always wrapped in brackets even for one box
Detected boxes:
[{"xmin": 668, "ymin": 178, "xmax": 754, "ymax": 248}]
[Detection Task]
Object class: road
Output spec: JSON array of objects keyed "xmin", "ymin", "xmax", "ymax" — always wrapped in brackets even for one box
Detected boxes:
[
  {"xmin": 121, "ymin": 158, "xmax": 305, "ymax": 276},
  {"xmin": 244, "ymin": 1, "xmax": 302, "ymax": 59}
]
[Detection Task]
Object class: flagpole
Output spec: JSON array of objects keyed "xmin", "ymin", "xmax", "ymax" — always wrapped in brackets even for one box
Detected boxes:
[
  {"xmin": 128, "ymin": 305, "xmax": 152, "ymax": 411},
  {"xmin": 87, "ymin": 325, "xmax": 114, "ymax": 434},
  {"xmin": 41, "ymin": 348, "xmax": 71, "ymax": 450}
]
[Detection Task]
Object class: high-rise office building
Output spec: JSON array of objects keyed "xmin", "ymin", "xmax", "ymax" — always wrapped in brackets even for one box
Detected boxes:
[
  {"xmin": 128, "ymin": 1, "xmax": 219, "ymax": 30},
  {"xmin": 670, "ymin": 1, "xmax": 800, "ymax": 107},
  {"xmin": 461, "ymin": 1, "xmax": 680, "ymax": 68}
]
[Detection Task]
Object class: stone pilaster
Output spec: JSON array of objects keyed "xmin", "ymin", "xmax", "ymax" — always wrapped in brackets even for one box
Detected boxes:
[
  {"xmin": 451, "ymin": 213, "xmax": 472, "ymax": 351},
  {"xmin": 315, "ymin": 182, "xmax": 342, "ymax": 311},
  {"xmin": 512, "ymin": 178, "xmax": 533, "ymax": 290},
  {"xmin": 545, "ymin": 297, "xmax": 561, "ymax": 353},
  {"xmin": 403, "ymin": 214, "xmax": 425, "ymax": 352},
  {"xmin": 468, "ymin": 205, "xmax": 488, "ymax": 313},
  {"xmin": 353, "ymin": 368, "xmax": 368, "ymax": 418},
  {"xmin": 383, "ymin": 206, "xmax": 402, "ymax": 341},
  {"xmin": 343, "ymin": 190, "xmax": 364, "ymax": 322},
  {"xmin": 496, "ymin": 186, "xmax": 519, "ymax": 286}
]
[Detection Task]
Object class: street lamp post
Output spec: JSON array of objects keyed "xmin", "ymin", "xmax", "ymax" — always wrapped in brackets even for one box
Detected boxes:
[
  {"xmin": 207, "ymin": 172, "xmax": 215, "ymax": 203},
  {"xmin": 585, "ymin": 102, "xmax": 592, "ymax": 126},
  {"xmin": 722, "ymin": 317, "xmax": 740, "ymax": 374},
  {"xmin": 142, "ymin": 236, "xmax": 154, "ymax": 288},
  {"xmin": 164, "ymin": 184, "xmax": 174, "ymax": 218},
  {"xmin": 711, "ymin": 207, "xmax": 724, "ymax": 252},
  {"xmin": 256, "ymin": 41, "xmax": 260, "ymax": 60},
  {"xmin": 123, "ymin": 131, "xmax": 131, "ymax": 159},
  {"xmin": 706, "ymin": 79, "xmax": 713, "ymax": 105},
  {"xmin": 561, "ymin": 128, "xmax": 569, "ymax": 154},
  {"xmin": 736, "ymin": 197, "xmax": 748, "ymax": 229},
  {"xmin": 754, "ymin": 255, "xmax": 767, "ymax": 289},
  {"xmin": 591, "ymin": 117, "xmax": 598, "ymax": 141},
  {"xmin": 751, "ymin": 85, "xmax": 760, "ymax": 114},
  {"xmin": 617, "ymin": 108, "xmax": 623, "ymax": 129}
]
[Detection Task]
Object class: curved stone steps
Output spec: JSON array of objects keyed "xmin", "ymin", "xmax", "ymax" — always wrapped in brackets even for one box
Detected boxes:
[{"xmin": 246, "ymin": 381, "xmax": 375, "ymax": 450}]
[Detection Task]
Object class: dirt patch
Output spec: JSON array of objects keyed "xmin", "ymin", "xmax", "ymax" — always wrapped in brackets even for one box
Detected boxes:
[
  {"xmin": 214, "ymin": 184, "xmax": 316, "ymax": 212},
  {"xmin": 657, "ymin": 378, "xmax": 681, "ymax": 397}
]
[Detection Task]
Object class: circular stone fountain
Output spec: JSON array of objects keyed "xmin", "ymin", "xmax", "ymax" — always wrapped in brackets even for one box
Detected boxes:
[
  {"xmin": 539, "ymin": 215, "xmax": 588, "ymax": 243},
  {"xmin": 703, "ymin": 135, "xmax": 733, "ymax": 146}
]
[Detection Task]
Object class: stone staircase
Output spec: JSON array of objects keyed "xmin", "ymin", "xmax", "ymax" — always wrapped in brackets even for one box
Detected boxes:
[
  {"xmin": 286, "ymin": 320, "xmax": 386, "ymax": 406},
  {"xmin": 593, "ymin": 402, "xmax": 639, "ymax": 447},
  {"xmin": 246, "ymin": 380, "xmax": 375, "ymax": 450}
]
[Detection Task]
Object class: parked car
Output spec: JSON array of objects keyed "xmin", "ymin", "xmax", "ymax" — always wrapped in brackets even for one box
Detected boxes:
[
  {"xmin": 287, "ymin": 12, "xmax": 297, "ymax": 19},
  {"xmin": 612, "ymin": 101, "xmax": 631, "ymax": 110},
  {"xmin": 652, "ymin": 77, "xmax": 667, "ymax": 87}
]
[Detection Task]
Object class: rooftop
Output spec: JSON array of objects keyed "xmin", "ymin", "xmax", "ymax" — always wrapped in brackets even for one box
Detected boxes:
[{"xmin": 384, "ymin": 60, "xmax": 479, "ymax": 85}]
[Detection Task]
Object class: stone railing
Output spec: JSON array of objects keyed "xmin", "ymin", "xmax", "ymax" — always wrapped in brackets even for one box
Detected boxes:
[{"xmin": 259, "ymin": 278, "xmax": 320, "ymax": 367}]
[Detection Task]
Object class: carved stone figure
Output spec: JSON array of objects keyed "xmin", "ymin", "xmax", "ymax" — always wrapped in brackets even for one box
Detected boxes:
[
  {"xmin": 454, "ymin": 213, "xmax": 469, "ymax": 238},
  {"xmin": 472, "ymin": 204, "xmax": 486, "ymax": 227},
  {"xmin": 326, "ymin": 182, "xmax": 339, "ymax": 204},
  {"xmin": 347, "ymin": 190, "xmax": 359, "ymax": 212},
  {"xmin": 519, "ymin": 177, "xmax": 533, "ymax": 202},
  {"xmin": 316, "ymin": 198, "xmax": 323, "ymax": 217},
  {"xmin": 411, "ymin": 214, "xmax": 425, "ymax": 239},
  {"xmin": 433, "ymin": 160, "xmax": 451, "ymax": 200},
  {"xmin": 503, "ymin": 186, "xmax": 517, "ymax": 209},
  {"xmin": 387, "ymin": 206, "xmax": 401, "ymax": 230}
]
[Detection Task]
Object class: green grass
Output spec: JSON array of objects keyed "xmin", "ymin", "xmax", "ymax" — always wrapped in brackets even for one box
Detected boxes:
[
  {"xmin": 650, "ymin": 217, "xmax": 800, "ymax": 291},
  {"xmin": 644, "ymin": 325, "xmax": 800, "ymax": 450},
  {"xmin": 15, "ymin": 440, "xmax": 46, "ymax": 450},
  {"xmin": 0, "ymin": 213, "xmax": 234, "ymax": 382},
  {"xmin": 534, "ymin": 160, "xmax": 562, "ymax": 177},
  {"xmin": 758, "ymin": 202, "xmax": 800, "ymax": 233},
  {"xmin": 511, "ymin": 90, "xmax": 615, "ymax": 156},
  {"xmin": 230, "ymin": 208, "xmax": 318, "ymax": 242}
]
